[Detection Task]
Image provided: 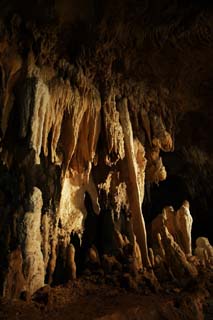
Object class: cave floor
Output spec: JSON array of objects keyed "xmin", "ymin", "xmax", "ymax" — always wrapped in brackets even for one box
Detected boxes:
[{"xmin": 0, "ymin": 274, "xmax": 212, "ymax": 320}]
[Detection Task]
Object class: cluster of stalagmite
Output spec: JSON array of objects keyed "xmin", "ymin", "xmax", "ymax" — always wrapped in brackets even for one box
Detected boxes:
[
  {"xmin": 0, "ymin": 14, "xmax": 212, "ymax": 302},
  {"xmin": 151, "ymin": 201, "xmax": 193, "ymax": 256},
  {"xmin": 150, "ymin": 202, "xmax": 213, "ymax": 284}
]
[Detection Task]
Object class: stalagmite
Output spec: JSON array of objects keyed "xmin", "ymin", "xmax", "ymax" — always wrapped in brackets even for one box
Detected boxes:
[
  {"xmin": 118, "ymin": 97, "xmax": 150, "ymax": 267},
  {"xmin": 160, "ymin": 225, "xmax": 198, "ymax": 281},
  {"xmin": 176, "ymin": 200, "xmax": 193, "ymax": 255},
  {"xmin": 66, "ymin": 244, "xmax": 76, "ymax": 280},
  {"xmin": 41, "ymin": 213, "xmax": 50, "ymax": 270},
  {"xmin": 157, "ymin": 233, "xmax": 166, "ymax": 259},
  {"xmin": 133, "ymin": 235, "xmax": 143, "ymax": 271},
  {"xmin": 114, "ymin": 229, "xmax": 126, "ymax": 249},
  {"xmin": 3, "ymin": 247, "xmax": 26, "ymax": 299},
  {"xmin": 151, "ymin": 203, "xmax": 193, "ymax": 256},
  {"xmin": 195, "ymin": 237, "xmax": 213, "ymax": 266},
  {"xmin": 151, "ymin": 211, "xmax": 165, "ymax": 246},
  {"xmin": 87, "ymin": 246, "xmax": 100, "ymax": 266},
  {"xmin": 149, "ymin": 248, "xmax": 155, "ymax": 267},
  {"xmin": 151, "ymin": 206, "xmax": 175, "ymax": 250},
  {"xmin": 47, "ymin": 238, "xmax": 57, "ymax": 285},
  {"xmin": 162, "ymin": 206, "xmax": 176, "ymax": 236},
  {"xmin": 19, "ymin": 187, "xmax": 45, "ymax": 294},
  {"xmin": 102, "ymin": 254, "xmax": 122, "ymax": 273}
]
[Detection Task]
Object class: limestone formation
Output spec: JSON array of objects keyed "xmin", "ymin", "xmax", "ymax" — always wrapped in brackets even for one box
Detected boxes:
[
  {"xmin": 103, "ymin": 93, "xmax": 125, "ymax": 165},
  {"xmin": 176, "ymin": 200, "xmax": 193, "ymax": 256},
  {"xmin": 114, "ymin": 229, "xmax": 126, "ymax": 249},
  {"xmin": 86, "ymin": 246, "xmax": 101, "ymax": 267},
  {"xmin": 0, "ymin": 4, "xmax": 212, "ymax": 311},
  {"xmin": 162, "ymin": 206, "xmax": 176, "ymax": 239},
  {"xmin": 195, "ymin": 237, "xmax": 213, "ymax": 266},
  {"xmin": 41, "ymin": 213, "xmax": 51, "ymax": 271},
  {"xmin": 133, "ymin": 235, "xmax": 143, "ymax": 271},
  {"xmin": 157, "ymin": 233, "xmax": 166, "ymax": 259},
  {"xmin": 148, "ymin": 248, "xmax": 155, "ymax": 268},
  {"xmin": 160, "ymin": 225, "xmax": 198, "ymax": 281},
  {"xmin": 151, "ymin": 206, "xmax": 176, "ymax": 252},
  {"xmin": 3, "ymin": 247, "xmax": 26, "ymax": 299},
  {"xmin": 0, "ymin": 40, "xmax": 22, "ymax": 136},
  {"xmin": 47, "ymin": 238, "xmax": 57, "ymax": 285},
  {"xmin": 118, "ymin": 98, "xmax": 150, "ymax": 267},
  {"xmin": 150, "ymin": 206, "xmax": 198, "ymax": 283},
  {"xmin": 19, "ymin": 187, "xmax": 45, "ymax": 294},
  {"xmin": 150, "ymin": 114, "xmax": 173, "ymax": 152},
  {"xmin": 66, "ymin": 244, "xmax": 76, "ymax": 281},
  {"xmin": 102, "ymin": 255, "xmax": 122, "ymax": 274},
  {"xmin": 151, "ymin": 202, "xmax": 193, "ymax": 256}
]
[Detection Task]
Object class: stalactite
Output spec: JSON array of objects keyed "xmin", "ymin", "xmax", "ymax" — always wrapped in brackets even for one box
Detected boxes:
[
  {"xmin": 103, "ymin": 92, "xmax": 125, "ymax": 165},
  {"xmin": 70, "ymin": 87, "xmax": 101, "ymax": 179},
  {"xmin": 30, "ymin": 79, "xmax": 50, "ymax": 164},
  {"xmin": 0, "ymin": 41, "xmax": 22, "ymax": 136},
  {"xmin": 140, "ymin": 109, "xmax": 152, "ymax": 145},
  {"xmin": 48, "ymin": 79, "xmax": 73, "ymax": 164},
  {"xmin": 118, "ymin": 97, "xmax": 150, "ymax": 267}
]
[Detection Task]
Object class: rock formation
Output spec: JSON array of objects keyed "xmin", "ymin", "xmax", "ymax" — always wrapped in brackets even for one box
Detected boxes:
[
  {"xmin": 0, "ymin": 4, "xmax": 213, "ymax": 319},
  {"xmin": 176, "ymin": 200, "xmax": 193, "ymax": 256},
  {"xmin": 195, "ymin": 237, "xmax": 213, "ymax": 267},
  {"xmin": 19, "ymin": 187, "xmax": 45, "ymax": 294},
  {"xmin": 151, "ymin": 202, "xmax": 193, "ymax": 256}
]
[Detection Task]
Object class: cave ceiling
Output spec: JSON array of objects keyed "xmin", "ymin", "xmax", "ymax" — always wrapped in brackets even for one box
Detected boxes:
[{"xmin": 0, "ymin": 0, "xmax": 212, "ymax": 229}]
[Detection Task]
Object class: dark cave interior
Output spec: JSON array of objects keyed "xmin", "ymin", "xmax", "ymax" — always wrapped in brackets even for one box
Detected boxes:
[{"xmin": 0, "ymin": 1, "xmax": 213, "ymax": 319}]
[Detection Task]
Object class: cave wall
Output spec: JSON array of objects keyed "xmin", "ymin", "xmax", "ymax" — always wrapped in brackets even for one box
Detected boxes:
[{"xmin": 0, "ymin": 0, "xmax": 213, "ymax": 297}]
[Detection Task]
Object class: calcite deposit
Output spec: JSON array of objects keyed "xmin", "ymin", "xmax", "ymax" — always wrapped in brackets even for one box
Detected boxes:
[{"xmin": 0, "ymin": 2, "xmax": 213, "ymax": 319}]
